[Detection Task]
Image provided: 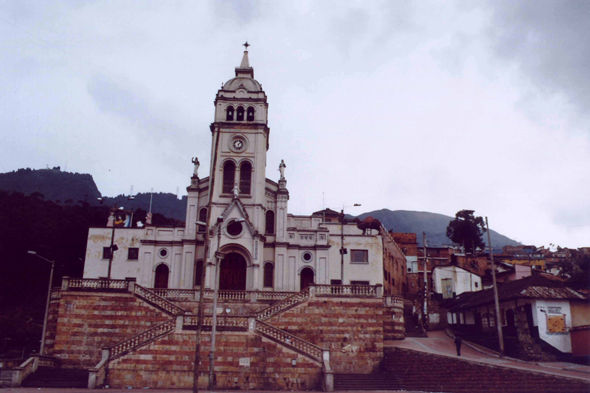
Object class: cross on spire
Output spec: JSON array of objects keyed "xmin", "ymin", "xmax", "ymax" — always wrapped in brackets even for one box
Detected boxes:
[{"xmin": 243, "ymin": 41, "xmax": 250, "ymax": 51}]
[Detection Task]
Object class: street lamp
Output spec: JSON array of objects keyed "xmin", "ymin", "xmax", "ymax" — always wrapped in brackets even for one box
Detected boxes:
[
  {"xmin": 208, "ymin": 216, "xmax": 245, "ymax": 390},
  {"xmin": 340, "ymin": 204, "xmax": 361, "ymax": 284},
  {"xmin": 98, "ymin": 198, "xmax": 126, "ymax": 279},
  {"xmin": 27, "ymin": 251, "xmax": 55, "ymax": 356}
]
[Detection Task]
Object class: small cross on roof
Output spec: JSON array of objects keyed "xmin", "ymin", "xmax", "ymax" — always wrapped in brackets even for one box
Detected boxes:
[{"xmin": 243, "ymin": 41, "xmax": 250, "ymax": 51}]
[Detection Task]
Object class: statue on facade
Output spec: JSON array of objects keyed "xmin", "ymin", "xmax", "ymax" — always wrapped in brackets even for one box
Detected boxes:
[
  {"xmin": 191, "ymin": 157, "xmax": 200, "ymax": 177},
  {"xmin": 278, "ymin": 159, "xmax": 286, "ymax": 179},
  {"xmin": 232, "ymin": 182, "xmax": 241, "ymax": 198}
]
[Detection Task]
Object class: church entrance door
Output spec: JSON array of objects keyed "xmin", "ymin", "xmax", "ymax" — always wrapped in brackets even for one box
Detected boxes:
[
  {"xmin": 154, "ymin": 264, "xmax": 169, "ymax": 288},
  {"xmin": 300, "ymin": 267, "xmax": 314, "ymax": 290},
  {"xmin": 219, "ymin": 252, "xmax": 247, "ymax": 290}
]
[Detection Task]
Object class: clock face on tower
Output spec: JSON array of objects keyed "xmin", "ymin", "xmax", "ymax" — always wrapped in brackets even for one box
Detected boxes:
[{"xmin": 229, "ymin": 136, "xmax": 247, "ymax": 153}]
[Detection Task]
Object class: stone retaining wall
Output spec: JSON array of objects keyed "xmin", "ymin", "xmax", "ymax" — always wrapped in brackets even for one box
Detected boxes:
[
  {"xmin": 108, "ymin": 331, "xmax": 322, "ymax": 390},
  {"xmin": 50, "ymin": 291, "xmax": 169, "ymax": 367}
]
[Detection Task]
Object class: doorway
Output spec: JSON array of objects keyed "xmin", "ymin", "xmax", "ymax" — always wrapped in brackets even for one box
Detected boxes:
[
  {"xmin": 300, "ymin": 267, "xmax": 314, "ymax": 290},
  {"xmin": 219, "ymin": 252, "xmax": 247, "ymax": 290},
  {"xmin": 154, "ymin": 264, "xmax": 169, "ymax": 288}
]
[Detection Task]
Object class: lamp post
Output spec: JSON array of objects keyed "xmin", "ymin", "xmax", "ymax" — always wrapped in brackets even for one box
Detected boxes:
[
  {"xmin": 340, "ymin": 204, "xmax": 361, "ymax": 284},
  {"xmin": 27, "ymin": 251, "xmax": 55, "ymax": 356},
  {"xmin": 98, "ymin": 198, "xmax": 126, "ymax": 279},
  {"xmin": 207, "ymin": 216, "xmax": 245, "ymax": 390}
]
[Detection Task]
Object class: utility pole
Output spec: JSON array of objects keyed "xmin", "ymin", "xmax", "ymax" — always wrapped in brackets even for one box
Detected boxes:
[
  {"xmin": 422, "ymin": 232, "xmax": 428, "ymax": 329},
  {"xmin": 193, "ymin": 130, "xmax": 221, "ymax": 393},
  {"xmin": 486, "ymin": 217, "xmax": 504, "ymax": 357}
]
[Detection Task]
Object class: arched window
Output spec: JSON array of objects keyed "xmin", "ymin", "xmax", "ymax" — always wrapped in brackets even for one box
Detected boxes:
[
  {"xmin": 226, "ymin": 106, "xmax": 234, "ymax": 121},
  {"xmin": 198, "ymin": 208, "xmax": 207, "ymax": 232},
  {"xmin": 194, "ymin": 260, "xmax": 204, "ymax": 286},
  {"xmin": 236, "ymin": 106, "xmax": 245, "ymax": 121},
  {"xmin": 239, "ymin": 162, "xmax": 252, "ymax": 194},
  {"xmin": 222, "ymin": 161, "xmax": 235, "ymax": 194},
  {"xmin": 246, "ymin": 106, "xmax": 255, "ymax": 121},
  {"xmin": 265, "ymin": 210, "xmax": 275, "ymax": 234},
  {"xmin": 264, "ymin": 262, "xmax": 274, "ymax": 288}
]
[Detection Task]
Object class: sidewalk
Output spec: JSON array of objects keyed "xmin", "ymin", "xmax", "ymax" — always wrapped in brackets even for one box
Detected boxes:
[
  {"xmin": 385, "ymin": 330, "xmax": 590, "ymax": 382},
  {"xmin": 0, "ymin": 388, "xmax": 423, "ymax": 393}
]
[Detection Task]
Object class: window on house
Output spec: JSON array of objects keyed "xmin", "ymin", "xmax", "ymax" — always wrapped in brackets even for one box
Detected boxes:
[
  {"xmin": 236, "ymin": 106, "xmax": 245, "ymax": 121},
  {"xmin": 351, "ymin": 250, "xmax": 369, "ymax": 263},
  {"xmin": 128, "ymin": 248, "xmax": 139, "ymax": 260},
  {"xmin": 263, "ymin": 263, "xmax": 274, "ymax": 288},
  {"xmin": 246, "ymin": 106, "xmax": 255, "ymax": 121},
  {"xmin": 222, "ymin": 161, "xmax": 236, "ymax": 194},
  {"xmin": 103, "ymin": 247, "xmax": 112, "ymax": 259},
  {"xmin": 265, "ymin": 210, "xmax": 275, "ymax": 234},
  {"xmin": 198, "ymin": 208, "xmax": 207, "ymax": 232},
  {"xmin": 226, "ymin": 106, "xmax": 234, "ymax": 121},
  {"xmin": 239, "ymin": 162, "xmax": 252, "ymax": 194},
  {"xmin": 350, "ymin": 280, "xmax": 370, "ymax": 285}
]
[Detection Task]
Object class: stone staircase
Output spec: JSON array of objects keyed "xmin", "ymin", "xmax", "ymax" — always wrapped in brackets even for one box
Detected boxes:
[
  {"xmin": 382, "ymin": 347, "xmax": 590, "ymax": 393},
  {"xmin": 21, "ymin": 366, "xmax": 88, "ymax": 388},
  {"xmin": 334, "ymin": 373, "xmax": 403, "ymax": 390}
]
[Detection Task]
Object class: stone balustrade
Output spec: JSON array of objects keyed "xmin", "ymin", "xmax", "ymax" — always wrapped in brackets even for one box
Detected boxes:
[
  {"xmin": 11, "ymin": 355, "xmax": 57, "ymax": 387},
  {"xmin": 315, "ymin": 284, "xmax": 382, "ymax": 297},
  {"xmin": 183, "ymin": 315, "xmax": 249, "ymax": 330},
  {"xmin": 255, "ymin": 320, "xmax": 323, "ymax": 363},
  {"xmin": 108, "ymin": 319, "xmax": 176, "ymax": 360},
  {"xmin": 255, "ymin": 287, "xmax": 311, "ymax": 321},
  {"xmin": 133, "ymin": 284, "xmax": 185, "ymax": 316},
  {"xmin": 64, "ymin": 277, "xmax": 130, "ymax": 291}
]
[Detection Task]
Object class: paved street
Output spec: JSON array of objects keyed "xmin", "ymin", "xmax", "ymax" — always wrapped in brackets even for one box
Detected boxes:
[
  {"xmin": 0, "ymin": 388, "xmax": 420, "ymax": 393},
  {"xmin": 386, "ymin": 330, "xmax": 590, "ymax": 382}
]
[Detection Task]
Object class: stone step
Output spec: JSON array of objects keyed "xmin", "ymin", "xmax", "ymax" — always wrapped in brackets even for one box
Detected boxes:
[
  {"xmin": 22, "ymin": 367, "xmax": 88, "ymax": 388},
  {"xmin": 382, "ymin": 347, "xmax": 590, "ymax": 393},
  {"xmin": 334, "ymin": 373, "xmax": 403, "ymax": 391}
]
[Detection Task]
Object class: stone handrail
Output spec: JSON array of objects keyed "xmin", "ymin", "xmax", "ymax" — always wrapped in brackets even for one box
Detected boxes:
[
  {"xmin": 255, "ymin": 320, "xmax": 323, "ymax": 363},
  {"xmin": 150, "ymin": 288, "xmax": 197, "ymax": 299},
  {"xmin": 11, "ymin": 356, "xmax": 35, "ymax": 387},
  {"xmin": 315, "ymin": 284, "xmax": 380, "ymax": 297},
  {"xmin": 50, "ymin": 287, "xmax": 61, "ymax": 299},
  {"xmin": 204, "ymin": 289, "xmax": 250, "ymax": 301},
  {"xmin": 67, "ymin": 278, "xmax": 129, "ymax": 291},
  {"xmin": 108, "ymin": 319, "xmax": 176, "ymax": 360},
  {"xmin": 88, "ymin": 349, "xmax": 109, "ymax": 389},
  {"xmin": 133, "ymin": 284, "xmax": 186, "ymax": 316},
  {"xmin": 257, "ymin": 291, "xmax": 293, "ymax": 301},
  {"xmin": 255, "ymin": 287, "xmax": 311, "ymax": 321},
  {"xmin": 183, "ymin": 315, "xmax": 249, "ymax": 330},
  {"xmin": 11, "ymin": 355, "xmax": 56, "ymax": 387}
]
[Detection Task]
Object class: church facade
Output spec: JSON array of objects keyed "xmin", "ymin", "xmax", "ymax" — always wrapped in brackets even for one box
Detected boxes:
[{"xmin": 83, "ymin": 48, "xmax": 406, "ymax": 296}]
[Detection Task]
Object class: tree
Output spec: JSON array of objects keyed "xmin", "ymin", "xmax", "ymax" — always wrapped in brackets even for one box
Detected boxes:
[{"xmin": 446, "ymin": 210, "xmax": 487, "ymax": 254}]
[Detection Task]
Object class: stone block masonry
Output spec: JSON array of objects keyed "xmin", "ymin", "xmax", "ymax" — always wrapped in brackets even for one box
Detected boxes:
[
  {"xmin": 268, "ymin": 297, "xmax": 384, "ymax": 374},
  {"xmin": 49, "ymin": 291, "xmax": 170, "ymax": 367},
  {"xmin": 108, "ymin": 331, "xmax": 322, "ymax": 390}
]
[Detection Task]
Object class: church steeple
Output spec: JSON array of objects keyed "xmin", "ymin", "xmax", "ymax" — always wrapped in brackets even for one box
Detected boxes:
[{"xmin": 235, "ymin": 42, "xmax": 254, "ymax": 78}]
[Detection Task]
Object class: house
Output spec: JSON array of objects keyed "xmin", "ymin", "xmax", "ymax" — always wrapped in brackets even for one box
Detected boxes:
[
  {"xmin": 432, "ymin": 265, "xmax": 482, "ymax": 299},
  {"xmin": 445, "ymin": 274, "xmax": 589, "ymax": 361}
]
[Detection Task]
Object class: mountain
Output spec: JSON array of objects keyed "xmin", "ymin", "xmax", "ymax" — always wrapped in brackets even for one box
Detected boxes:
[
  {"xmin": 0, "ymin": 168, "xmax": 520, "ymax": 247},
  {"xmin": 357, "ymin": 209, "xmax": 520, "ymax": 248},
  {"xmin": 0, "ymin": 167, "xmax": 101, "ymax": 203}
]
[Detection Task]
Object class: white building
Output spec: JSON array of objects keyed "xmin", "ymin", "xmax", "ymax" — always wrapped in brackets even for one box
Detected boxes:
[
  {"xmin": 83, "ymin": 48, "xmax": 407, "ymax": 294},
  {"xmin": 432, "ymin": 265, "xmax": 482, "ymax": 299}
]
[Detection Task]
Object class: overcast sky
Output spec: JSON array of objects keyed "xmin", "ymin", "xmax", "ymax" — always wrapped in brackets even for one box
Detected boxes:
[{"xmin": 2, "ymin": 0, "xmax": 589, "ymax": 249}]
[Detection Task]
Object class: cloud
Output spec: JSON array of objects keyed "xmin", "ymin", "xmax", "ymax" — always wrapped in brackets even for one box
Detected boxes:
[{"xmin": 486, "ymin": 0, "xmax": 590, "ymax": 124}]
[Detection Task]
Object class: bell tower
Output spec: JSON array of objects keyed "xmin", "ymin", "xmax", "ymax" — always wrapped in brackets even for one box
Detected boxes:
[{"xmin": 207, "ymin": 44, "xmax": 270, "ymax": 239}]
